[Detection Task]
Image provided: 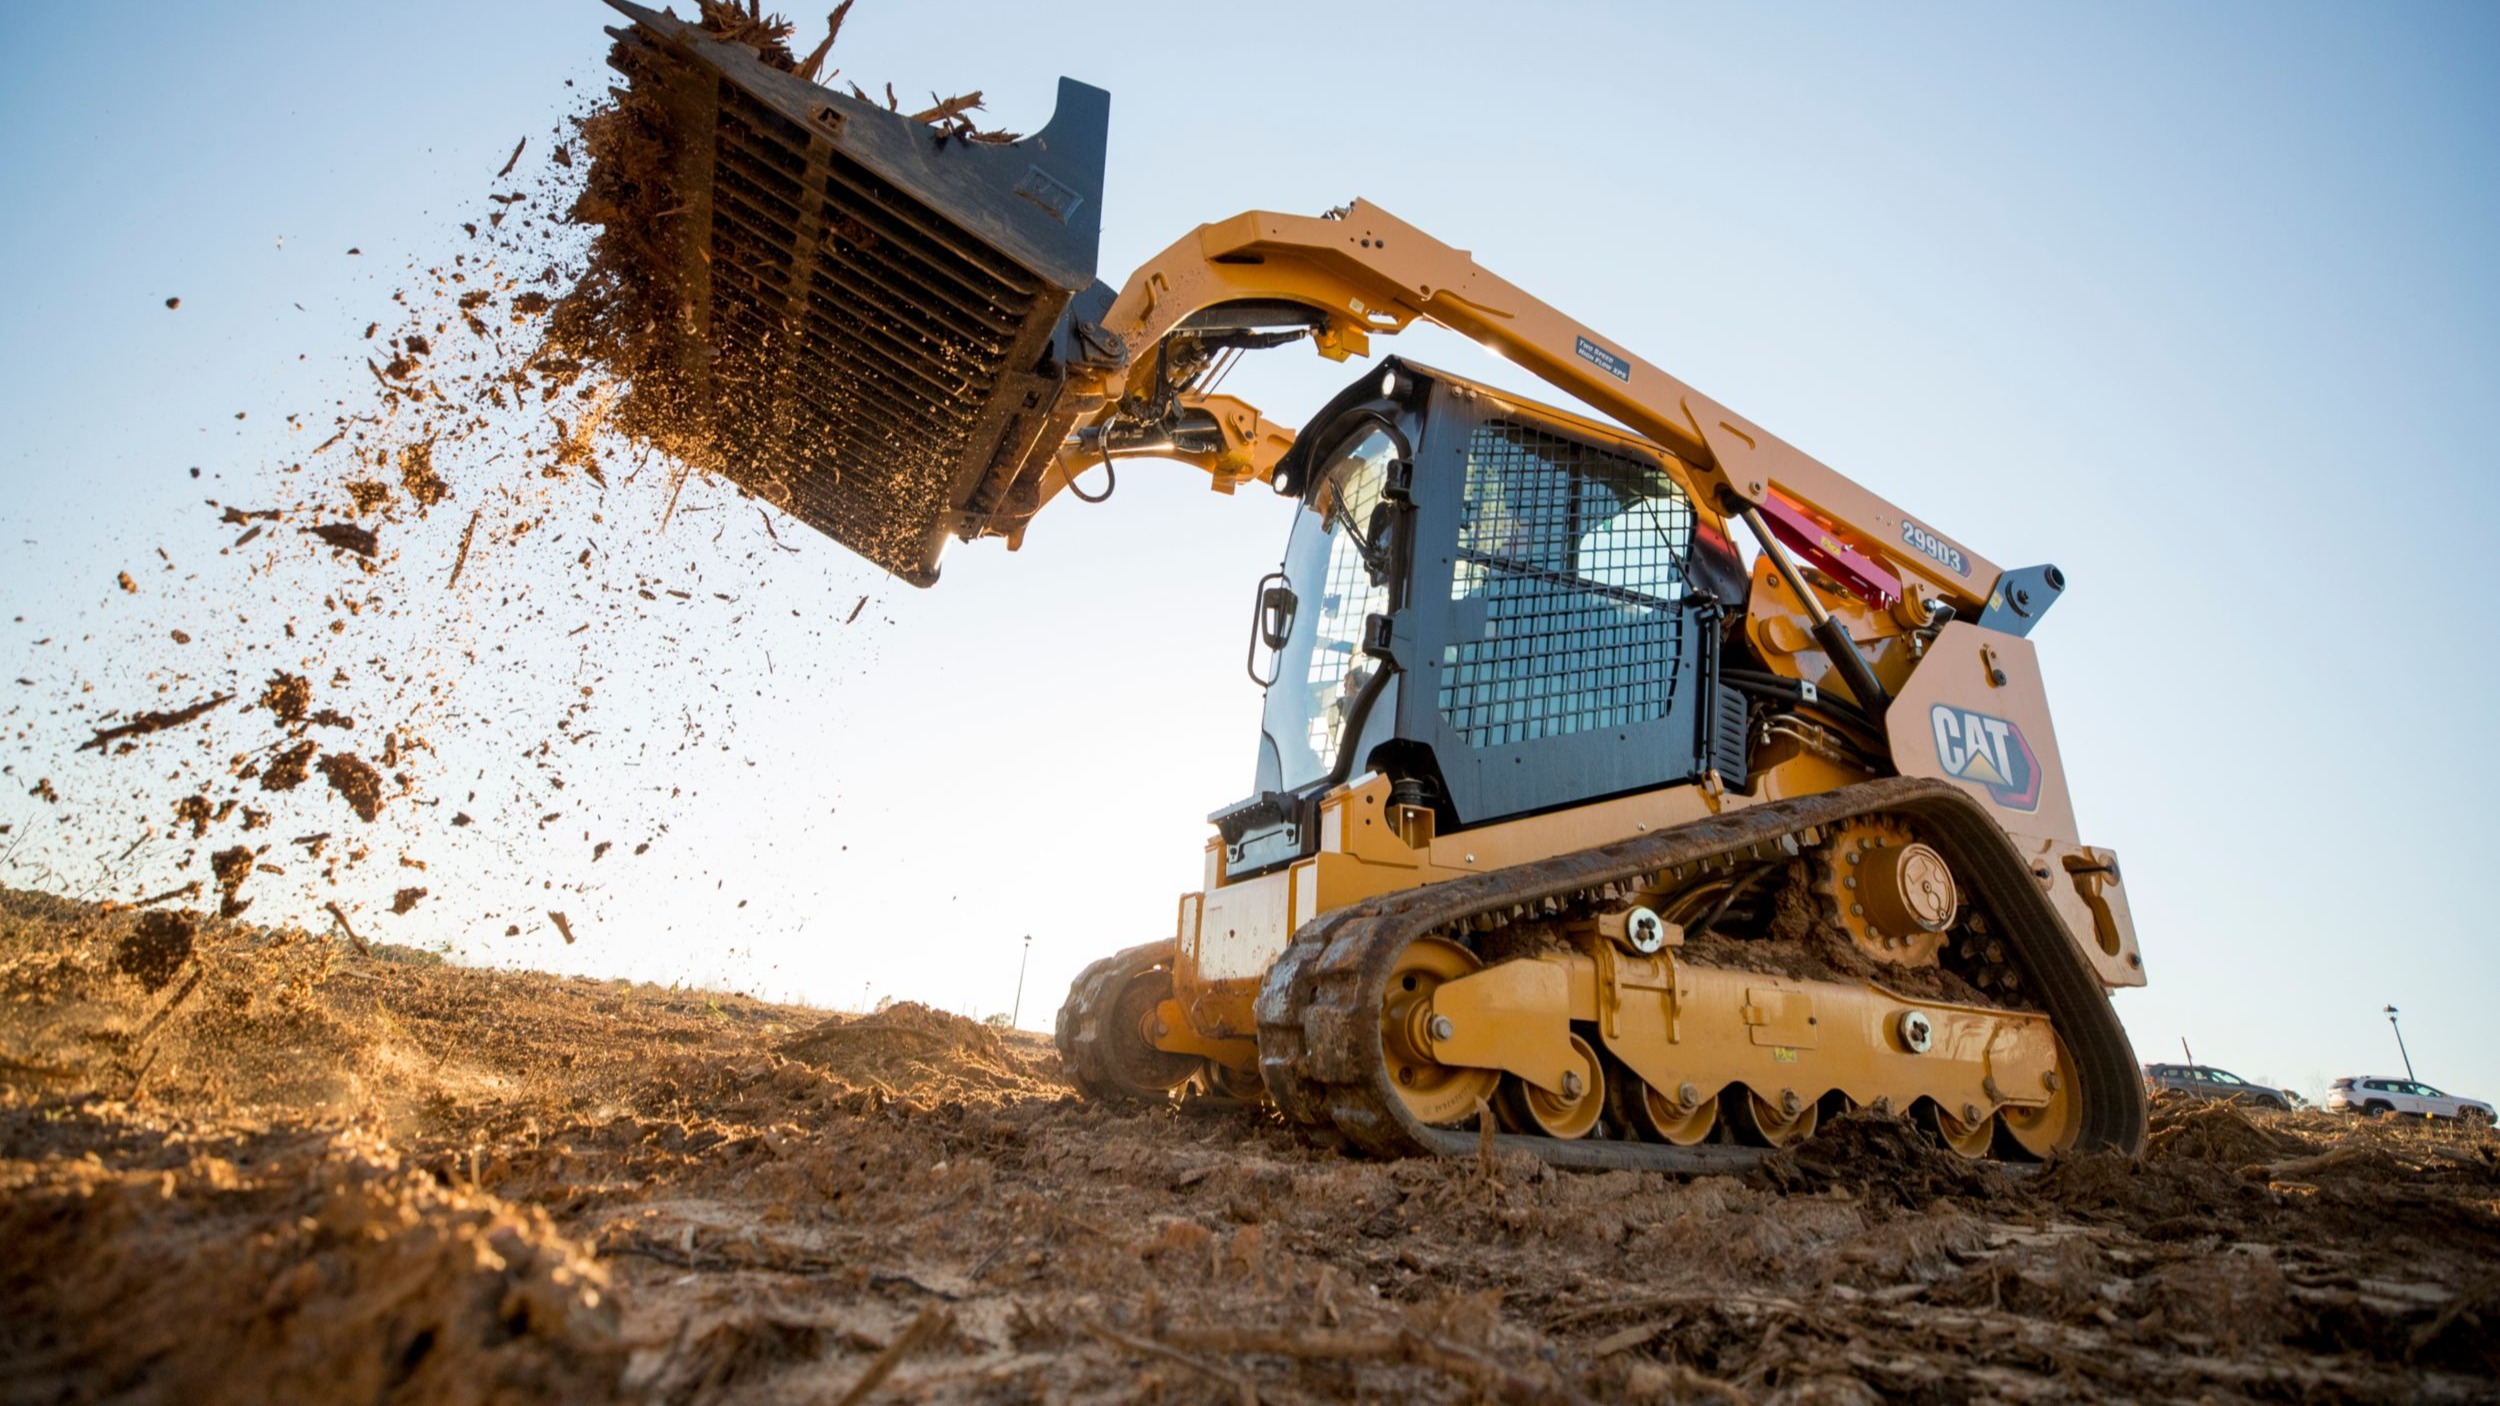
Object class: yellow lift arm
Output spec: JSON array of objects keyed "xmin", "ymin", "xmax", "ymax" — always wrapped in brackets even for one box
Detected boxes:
[{"xmin": 1041, "ymin": 200, "xmax": 1998, "ymax": 648}]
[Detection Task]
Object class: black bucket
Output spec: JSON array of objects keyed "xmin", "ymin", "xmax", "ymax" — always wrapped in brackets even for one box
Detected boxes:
[{"xmin": 600, "ymin": 1, "xmax": 1110, "ymax": 585}]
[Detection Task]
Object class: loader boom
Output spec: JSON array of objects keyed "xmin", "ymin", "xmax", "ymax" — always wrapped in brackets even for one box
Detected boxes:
[{"xmin": 1044, "ymin": 201, "xmax": 1999, "ymax": 627}]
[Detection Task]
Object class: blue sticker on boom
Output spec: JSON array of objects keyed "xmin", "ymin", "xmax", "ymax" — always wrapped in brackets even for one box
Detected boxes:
[{"xmin": 1575, "ymin": 335, "xmax": 1631, "ymax": 383}]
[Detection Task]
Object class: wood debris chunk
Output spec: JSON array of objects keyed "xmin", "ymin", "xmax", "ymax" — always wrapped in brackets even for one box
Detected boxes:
[
  {"xmin": 794, "ymin": 0, "xmax": 852, "ymax": 82},
  {"xmin": 906, "ymin": 90, "xmax": 983, "ymax": 125},
  {"xmin": 446, "ymin": 508, "xmax": 483, "ymax": 590},
  {"xmin": 303, "ymin": 522, "xmax": 379, "ymax": 558},
  {"xmin": 549, "ymin": 910, "xmax": 576, "ymax": 945},
  {"xmin": 79, "ymin": 693, "xmax": 234, "ymax": 753},
  {"xmin": 324, "ymin": 899, "xmax": 370, "ymax": 954},
  {"xmin": 128, "ymin": 881, "xmax": 202, "ymax": 910},
  {"xmin": 832, "ymin": 1306, "xmax": 952, "ymax": 1406},
  {"xmin": 1079, "ymin": 1319, "xmax": 1255, "ymax": 1406}
]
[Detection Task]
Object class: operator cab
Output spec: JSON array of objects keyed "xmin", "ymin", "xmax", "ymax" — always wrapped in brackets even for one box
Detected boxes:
[{"xmin": 1217, "ymin": 359, "xmax": 1751, "ymax": 877}]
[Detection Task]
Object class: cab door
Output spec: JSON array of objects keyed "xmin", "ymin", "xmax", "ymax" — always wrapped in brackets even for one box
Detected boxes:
[{"xmin": 1401, "ymin": 391, "xmax": 1719, "ymax": 825}]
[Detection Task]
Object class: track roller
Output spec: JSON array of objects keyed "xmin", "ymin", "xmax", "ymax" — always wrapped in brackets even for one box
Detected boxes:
[
  {"xmin": 1611, "ymin": 1062, "xmax": 1720, "ymax": 1146},
  {"xmin": 1495, "ymin": 1032, "xmax": 1605, "ymax": 1139},
  {"xmin": 1916, "ymin": 1098, "xmax": 1998, "ymax": 1159},
  {"xmin": 1723, "ymin": 1084, "xmax": 1820, "ymax": 1148}
]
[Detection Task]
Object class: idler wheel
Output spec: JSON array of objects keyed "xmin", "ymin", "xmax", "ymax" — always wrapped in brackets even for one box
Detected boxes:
[
  {"xmin": 2000, "ymin": 1038, "xmax": 2083, "ymax": 1159},
  {"xmin": 1380, "ymin": 937, "xmax": 1501, "ymax": 1127}
]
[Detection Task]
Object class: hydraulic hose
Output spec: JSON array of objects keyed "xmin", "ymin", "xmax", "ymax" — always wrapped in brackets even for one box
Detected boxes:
[{"xmin": 1738, "ymin": 505, "xmax": 1891, "ymax": 719}]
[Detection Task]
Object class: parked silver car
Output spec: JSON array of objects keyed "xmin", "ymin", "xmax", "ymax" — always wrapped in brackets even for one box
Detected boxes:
[
  {"xmin": 2326, "ymin": 1076, "xmax": 2493, "ymax": 1123},
  {"xmin": 2142, "ymin": 1062, "xmax": 2293, "ymax": 1110}
]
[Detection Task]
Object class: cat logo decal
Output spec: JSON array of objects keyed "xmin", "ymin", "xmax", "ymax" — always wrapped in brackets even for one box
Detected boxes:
[{"xmin": 1929, "ymin": 705, "xmax": 2041, "ymax": 812}]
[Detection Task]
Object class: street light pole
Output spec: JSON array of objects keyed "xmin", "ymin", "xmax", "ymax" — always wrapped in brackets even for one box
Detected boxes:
[
  {"xmin": 1010, "ymin": 934, "xmax": 1032, "ymax": 1031},
  {"xmin": 2384, "ymin": 1005, "xmax": 2415, "ymax": 1082}
]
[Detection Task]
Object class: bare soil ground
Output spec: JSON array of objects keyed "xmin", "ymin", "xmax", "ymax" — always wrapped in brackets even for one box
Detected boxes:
[{"xmin": 5, "ymin": 888, "xmax": 2496, "ymax": 1406}]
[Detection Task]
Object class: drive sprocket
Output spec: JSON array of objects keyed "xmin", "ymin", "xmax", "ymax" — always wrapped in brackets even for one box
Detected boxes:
[{"xmin": 1811, "ymin": 815, "xmax": 1959, "ymax": 966}]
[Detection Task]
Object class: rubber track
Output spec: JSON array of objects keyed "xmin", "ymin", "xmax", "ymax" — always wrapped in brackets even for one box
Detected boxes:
[{"xmin": 1254, "ymin": 777, "xmax": 2147, "ymax": 1172}]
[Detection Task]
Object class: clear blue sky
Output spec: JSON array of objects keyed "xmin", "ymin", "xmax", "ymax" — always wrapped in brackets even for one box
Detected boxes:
[{"xmin": 2, "ymin": 2, "xmax": 2494, "ymax": 1102}]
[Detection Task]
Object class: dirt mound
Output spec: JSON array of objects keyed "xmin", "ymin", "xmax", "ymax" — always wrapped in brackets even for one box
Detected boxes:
[
  {"xmin": 8, "ymin": 890, "xmax": 2500, "ymax": 1402},
  {"xmin": 0, "ymin": 1101, "xmax": 619, "ymax": 1405},
  {"xmin": 2145, "ymin": 1088, "xmax": 2308, "ymax": 1166},
  {"xmin": 776, "ymin": 1001, "xmax": 1061, "ymax": 1104}
]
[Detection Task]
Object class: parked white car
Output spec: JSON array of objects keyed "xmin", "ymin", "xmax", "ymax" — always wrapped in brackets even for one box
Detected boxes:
[{"xmin": 2326, "ymin": 1076, "xmax": 2493, "ymax": 1124}]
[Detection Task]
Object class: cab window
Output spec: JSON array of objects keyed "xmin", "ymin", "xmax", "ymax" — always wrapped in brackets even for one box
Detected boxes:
[{"xmin": 1255, "ymin": 426, "xmax": 1399, "ymax": 790}]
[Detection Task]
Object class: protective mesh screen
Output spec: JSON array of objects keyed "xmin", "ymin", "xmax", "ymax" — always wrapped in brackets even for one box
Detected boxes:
[{"xmin": 1438, "ymin": 420, "xmax": 1694, "ymax": 747}]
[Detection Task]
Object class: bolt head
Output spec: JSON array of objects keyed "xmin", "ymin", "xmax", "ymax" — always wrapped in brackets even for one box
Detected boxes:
[
  {"xmin": 1963, "ymin": 1103, "xmax": 1983, "ymax": 1124},
  {"xmin": 1678, "ymin": 1082, "xmax": 1700, "ymax": 1108},
  {"xmin": 1427, "ymin": 1014, "xmax": 1454, "ymax": 1042},
  {"xmin": 2042, "ymin": 1070, "xmax": 2062, "ymax": 1093},
  {"xmin": 1899, "ymin": 1011, "xmax": 1935, "ymax": 1054},
  {"xmin": 1781, "ymin": 1089, "xmax": 1802, "ymax": 1115},
  {"xmin": 1562, "ymin": 1070, "xmax": 1585, "ymax": 1099}
]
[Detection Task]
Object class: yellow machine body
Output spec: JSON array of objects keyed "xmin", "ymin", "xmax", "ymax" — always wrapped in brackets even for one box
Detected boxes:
[{"xmin": 597, "ymin": 9, "xmax": 2152, "ymax": 1165}]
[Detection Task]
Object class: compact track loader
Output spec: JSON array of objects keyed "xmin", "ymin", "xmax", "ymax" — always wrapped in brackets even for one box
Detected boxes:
[{"xmin": 595, "ymin": 3, "xmax": 2150, "ymax": 1168}]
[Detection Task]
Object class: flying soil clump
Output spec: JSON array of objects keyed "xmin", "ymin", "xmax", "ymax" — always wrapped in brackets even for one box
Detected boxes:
[{"xmin": 4, "ymin": 1, "xmax": 961, "ymax": 947}]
